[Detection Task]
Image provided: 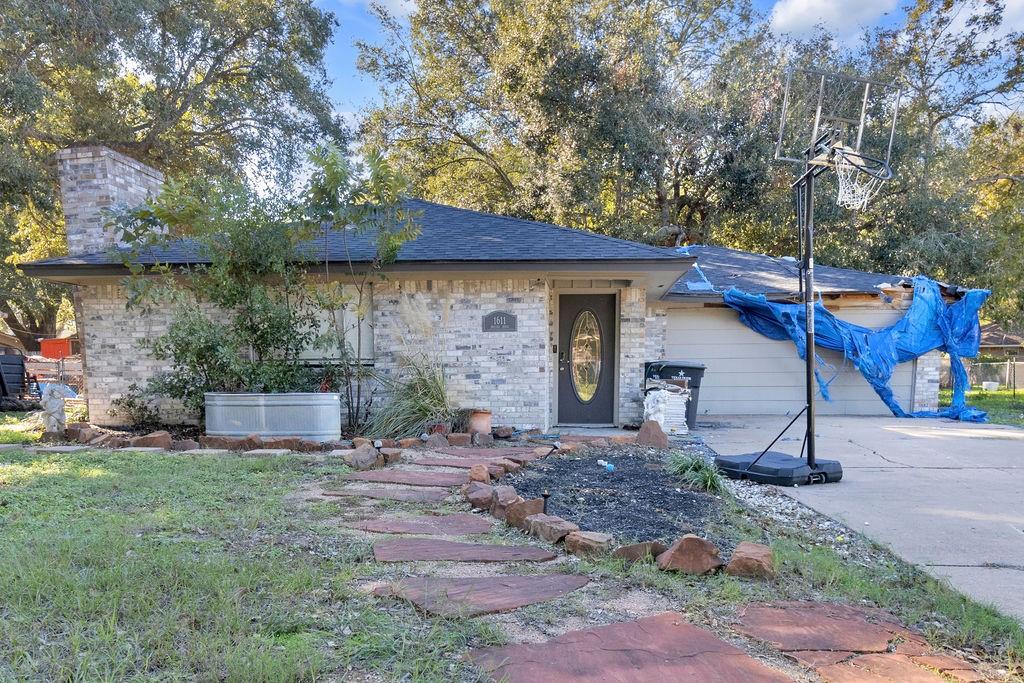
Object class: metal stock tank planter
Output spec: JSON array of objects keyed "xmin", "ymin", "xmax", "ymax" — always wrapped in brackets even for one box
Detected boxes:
[{"xmin": 205, "ymin": 393, "xmax": 342, "ymax": 441}]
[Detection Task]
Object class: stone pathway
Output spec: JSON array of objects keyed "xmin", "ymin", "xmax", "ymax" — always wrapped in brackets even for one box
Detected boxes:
[
  {"xmin": 735, "ymin": 602, "xmax": 985, "ymax": 682},
  {"xmin": 312, "ymin": 444, "xmax": 988, "ymax": 682},
  {"xmin": 373, "ymin": 538, "xmax": 556, "ymax": 562},
  {"xmin": 468, "ymin": 611, "xmax": 791, "ymax": 682},
  {"xmin": 344, "ymin": 513, "xmax": 493, "ymax": 535},
  {"xmin": 373, "ymin": 575, "xmax": 591, "ymax": 617}
]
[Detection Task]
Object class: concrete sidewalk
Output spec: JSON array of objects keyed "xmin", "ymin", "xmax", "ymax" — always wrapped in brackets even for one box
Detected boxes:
[{"xmin": 698, "ymin": 415, "xmax": 1024, "ymax": 623}]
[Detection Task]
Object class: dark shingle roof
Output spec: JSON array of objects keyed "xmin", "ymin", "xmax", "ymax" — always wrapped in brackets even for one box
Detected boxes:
[
  {"xmin": 23, "ymin": 199, "xmax": 684, "ymax": 272},
  {"xmin": 667, "ymin": 245, "xmax": 908, "ymax": 298},
  {"xmin": 980, "ymin": 323, "xmax": 1024, "ymax": 349}
]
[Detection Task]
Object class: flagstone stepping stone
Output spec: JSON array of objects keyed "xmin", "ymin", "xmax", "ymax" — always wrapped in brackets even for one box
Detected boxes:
[
  {"xmin": 345, "ymin": 513, "xmax": 493, "ymax": 535},
  {"xmin": 374, "ymin": 574, "xmax": 589, "ymax": 616},
  {"xmin": 342, "ymin": 470, "xmax": 468, "ymax": 487},
  {"xmin": 409, "ymin": 457, "xmax": 511, "ymax": 473},
  {"xmin": 437, "ymin": 447, "xmax": 541, "ymax": 463},
  {"xmin": 468, "ymin": 611, "xmax": 791, "ymax": 682},
  {"xmin": 735, "ymin": 601, "xmax": 927, "ymax": 654},
  {"xmin": 322, "ymin": 487, "xmax": 449, "ymax": 503},
  {"xmin": 373, "ymin": 538, "xmax": 556, "ymax": 562},
  {"xmin": 819, "ymin": 654, "xmax": 945, "ymax": 683}
]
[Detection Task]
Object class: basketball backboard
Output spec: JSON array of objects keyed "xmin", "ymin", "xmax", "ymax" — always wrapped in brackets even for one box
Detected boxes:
[{"xmin": 775, "ymin": 67, "xmax": 902, "ymax": 167}]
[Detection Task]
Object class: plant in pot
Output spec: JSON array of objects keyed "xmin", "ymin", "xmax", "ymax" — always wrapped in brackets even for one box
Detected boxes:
[{"xmin": 112, "ymin": 146, "xmax": 418, "ymax": 439}]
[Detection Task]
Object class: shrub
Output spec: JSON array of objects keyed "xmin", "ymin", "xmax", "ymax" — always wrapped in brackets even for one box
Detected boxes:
[
  {"xmin": 665, "ymin": 450, "xmax": 728, "ymax": 494},
  {"xmin": 362, "ymin": 354, "xmax": 455, "ymax": 438},
  {"xmin": 113, "ymin": 146, "xmax": 420, "ymax": 429}
]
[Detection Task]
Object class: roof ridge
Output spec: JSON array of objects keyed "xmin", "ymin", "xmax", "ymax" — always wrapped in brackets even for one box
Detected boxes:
[{"xmin": 405, "ymin": 197, "xmax": 681, "ymax": 259}]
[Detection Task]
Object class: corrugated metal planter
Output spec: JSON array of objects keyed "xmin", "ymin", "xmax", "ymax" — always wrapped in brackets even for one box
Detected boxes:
[{"xmin": 205, "ymin": 393, "xmax": 342, "ymax": 441}]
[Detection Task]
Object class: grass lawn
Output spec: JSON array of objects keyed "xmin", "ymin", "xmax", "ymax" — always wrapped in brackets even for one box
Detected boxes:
[
  {"xmin": 1, "ymin": 413, "xmax": 1022, "ymax": 680},
  {"xmin": 941, "ymin": 388, "xmax": 1024, "ymax": 426},
  {"xmin": 0, "ymin": 411, "xmax": 42, "ymax": 444}
]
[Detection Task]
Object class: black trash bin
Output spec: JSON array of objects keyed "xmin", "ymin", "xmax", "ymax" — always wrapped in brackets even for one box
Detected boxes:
[{"xmin": 644, "ymin": 360, "xmax": 707, "ymax": 430}]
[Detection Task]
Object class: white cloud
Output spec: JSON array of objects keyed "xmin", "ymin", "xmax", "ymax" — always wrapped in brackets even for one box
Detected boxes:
[{"xmin": 770, "ymin": 0, "xmax": 897, "ymax": 39}]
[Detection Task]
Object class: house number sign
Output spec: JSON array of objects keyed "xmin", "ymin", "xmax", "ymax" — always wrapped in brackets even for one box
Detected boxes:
[{"xmin": 482, "ymin": 310, "xmax": 517, "ymax": 332}]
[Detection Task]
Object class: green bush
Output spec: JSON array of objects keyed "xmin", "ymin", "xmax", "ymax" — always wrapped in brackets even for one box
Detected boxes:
[
  {"xmin": 665, "ymin": 450, "xmax": 728, "ymax": 494},
  {"xmin": 113, "ymin": 147, "xmax": 420, "ymax": 428}
]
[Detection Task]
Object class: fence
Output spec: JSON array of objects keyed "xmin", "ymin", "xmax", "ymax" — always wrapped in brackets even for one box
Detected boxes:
[
  {"xmin": 25, "ymin": 355, "xmax": 84, "ymax": 394},
  {"xmin": 940, "ymin": 357, "xmax": 1022, "ymax": 392}
]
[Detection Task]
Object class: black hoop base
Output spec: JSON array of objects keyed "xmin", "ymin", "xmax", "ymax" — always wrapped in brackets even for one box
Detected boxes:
[{"xmin": 715, "ymin": 451, "xmax": 843, "ymax": 486}]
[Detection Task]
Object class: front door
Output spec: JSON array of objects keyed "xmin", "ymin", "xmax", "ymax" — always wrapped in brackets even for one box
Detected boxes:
[{"xmin": 558, "ymin": 294, "xmax": 616, "ymax": 424}]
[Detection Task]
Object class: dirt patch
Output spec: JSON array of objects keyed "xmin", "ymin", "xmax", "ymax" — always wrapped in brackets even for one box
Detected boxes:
[{"xmin": 507, "ymin": 446, "xmax": 724, "ymax": 544}]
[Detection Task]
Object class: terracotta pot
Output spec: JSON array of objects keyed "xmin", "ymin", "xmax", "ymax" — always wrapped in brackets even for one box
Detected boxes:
[{"xmin": 468, "ymin": 409, "xmax": 492, "ymax": 435}]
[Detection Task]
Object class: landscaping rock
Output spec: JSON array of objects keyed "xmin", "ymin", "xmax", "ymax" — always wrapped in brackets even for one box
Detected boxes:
[
  {"xmin": 609, "ymin": 434, "xmax": 636, "ymax": 445},
  {"xmin": 200, "ymin": 434, "xmax": 262, "ymax": 451},
  {"xmin": 129, "ymin": 430, "xmax": 173, "ymax": 449},
  {"xmin": 465, "ymin": 482, "xmax": 495, "ymax": 509},
  {"xmin": 380, "ymin": 447, "xmax": 404, "ymax": 464},
  {"xmin": 297, "ymin": 439, "xmax": 323, "ymax": 452},
  {"xmin": 171, "ymin": 439, "xmax": 200, "ymax": 452},
  {"xmin": 493, "ymin": 425, "xmax": 514, "ymax": 439},
  {"xmin": 533, "ymin": 446, "xmax": 554, "ymax": 457},
  {"xmin": 344, "ymin": 444, "xmax": 383, "ymax": 471},
  {"xmin": 448, "ymin": 432, "xmax": 472, "ymax": 446},
  {"xmin": 656, "ymin": 534, "xmax": 724, "ymax": 574},
  {"xmin": 379, "ymin": 438, "xmax": 398, "ymax": 448},
  {"xmin": 505, "ymin": 498, "xmax": 544, "ymax": 530},
  {"xmin": 398, "ymin": 437, "xmax": 421, "ymax": 448},
  {"xmin": 612, "ymin": 541, "xmax": 669, "ymax": 565},
  {"xmin": 489, "ymin": 485, "xmax": 522, "ymax": 520},
  {"xmin": 498, "ymin": 458, "xmax": 522, "ymax": 474},
  {"xmin": 425, "ymin": 433, "xmax": 449, "ymax": 449},
  {"xmin": 321, "ymin": 439, "xmax": 353, "ymax": 450},
  {"xmin": 86, "ymin": 433, "xmax": 113, "ymax": 447},
  {"xmin": 726, "ymin": 541, "xmax": 775, "ymax": 579},
  {"xmin": 636, "ymin": 420, "xmax": 670, "ymax": 448},
  {"xmin": 352, "ymin": 437, "xmax": 371, "ymax": 448},
  {"xmin": 65, "ymin": 422, "xmax": 91, "ymax": 440},
  {"xmin": 526, "ymin": 513, "xmax": 580, "ymax": 543},
  {"xmin": 76, "ymin": 427, "xmax": 99, "ymax": 443},
  {"xmin": 262, "ymin": 436, "xmax": 303, "ymax": 450},
  {"xmin": 472, "ymin": 432, "xmax": 494, "ymax": 447},
  {"xmin": 468, "ymin": 463, "xmax": 491, "ymax": 483},
  {"xmin": 565, "ymin": 531, "xmax": 613, "ymax": 557}
]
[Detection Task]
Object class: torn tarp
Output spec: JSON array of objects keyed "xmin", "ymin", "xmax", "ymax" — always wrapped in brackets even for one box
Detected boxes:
[{"xmin": 722, "ymin": 276, "xmax": 990, "ymax": 422}]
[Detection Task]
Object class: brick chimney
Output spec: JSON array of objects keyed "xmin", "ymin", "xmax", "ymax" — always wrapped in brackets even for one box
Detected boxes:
[{"xmin": 57, "ymin": 146, "xmax": 165, "ymax": 255}]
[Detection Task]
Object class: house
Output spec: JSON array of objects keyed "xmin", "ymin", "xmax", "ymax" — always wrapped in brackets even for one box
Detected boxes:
[
  {"xmin": 22, "ymin": 146, "xmax": 943, "ymax": 428},
  {"xmin": 979, "ymin": 323, "xmax": 1023, "ymax": 357}
]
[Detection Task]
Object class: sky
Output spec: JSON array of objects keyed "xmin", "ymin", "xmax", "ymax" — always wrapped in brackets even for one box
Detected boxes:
[{"xmin": 314, "ymin": 0, "xmax": 1022, "ymax": 117}]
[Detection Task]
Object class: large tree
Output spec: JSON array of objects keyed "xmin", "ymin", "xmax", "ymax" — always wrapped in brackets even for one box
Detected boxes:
[{"xmin": 0, "ymin": 0, "xmax": 346, "ymax": 350}]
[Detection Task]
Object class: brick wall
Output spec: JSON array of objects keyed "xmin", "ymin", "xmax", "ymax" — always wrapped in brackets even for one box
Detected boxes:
[
  {"xmin": 645, "ymin": 306, "xmax": 667, "ymax": 363},
  {"xmin": 373, "ymin": 279, "xmax": 551, "ymax": 429},
  {"xmin": 912, "ymin": 350, "xmax": 942, "ymax": 412},
  {"xmin": 618, "ymin": 287, "xmax": 647, "ymax": 424},
  {"xmin": 57, "ymin": 146, "xmax": 165, "ymax": 256},
  {"xmin": 78, "ymin": 284, "xmax": 192, "ymax": 425}
]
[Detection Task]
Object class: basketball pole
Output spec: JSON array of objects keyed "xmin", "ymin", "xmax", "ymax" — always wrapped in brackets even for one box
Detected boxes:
[{"xmin": 801, "ymin": 156, "xmax": 817, "ymax": 470}]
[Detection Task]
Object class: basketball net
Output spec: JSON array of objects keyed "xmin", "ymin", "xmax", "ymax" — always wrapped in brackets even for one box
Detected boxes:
[{"xmin": 833, "ymin": 147, "xmax": 888, "ymax": 211}]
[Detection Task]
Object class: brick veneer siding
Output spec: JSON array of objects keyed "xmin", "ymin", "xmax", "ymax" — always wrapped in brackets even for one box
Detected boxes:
[
  {"xmin": 912, "ymin": 350, "xmax": 942, "ymax": 412},
  {"xmin": 78, "ymin": 284, "xmax": 192, "ymax": 425},
  {"xmin": 57, "ymin": 147, "xmax": 165, "ymax": 255},
  {"xmin": 373, "ymin": 279, "xmax": 551, "ymax": 429},
  {"xmin": 618, "ymin": 287, "xmax": 647, "ymax": 424},
  {"xmin": 645, "ymin": 306, "xmax": 667, "ymax": 363}
]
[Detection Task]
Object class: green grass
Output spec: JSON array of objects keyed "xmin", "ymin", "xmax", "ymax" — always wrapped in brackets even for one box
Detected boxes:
[
  {"xmin": 0, "ymin": 411, "xmax": 42, "ymax": 444},
  {"xmin": 940, "ymin": 387, "xmax": 1024, "ymax": 426},
  {"xmin": 664, "ymin": 450, "xmax": 728, "ymax": 494},
  {"xmin": 0, "ymin": 437, "xmax": 498, "ymax": 681}
]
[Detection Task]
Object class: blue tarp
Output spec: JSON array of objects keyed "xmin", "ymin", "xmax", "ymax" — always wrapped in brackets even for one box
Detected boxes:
[{"xmin": 722, "ymin": 276, "xmax": 991, "ymax": 422}]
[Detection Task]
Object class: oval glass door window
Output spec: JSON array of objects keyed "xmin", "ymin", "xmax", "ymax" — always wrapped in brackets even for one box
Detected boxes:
[{"xmin": 570, "ymin": 309, "xmax": 602, "ymax": 403}]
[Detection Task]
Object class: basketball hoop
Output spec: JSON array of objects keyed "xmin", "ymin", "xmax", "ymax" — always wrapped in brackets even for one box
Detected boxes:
[{"xmin": 832, "ymin": 146, "xmax": 893, "ymax": 211}]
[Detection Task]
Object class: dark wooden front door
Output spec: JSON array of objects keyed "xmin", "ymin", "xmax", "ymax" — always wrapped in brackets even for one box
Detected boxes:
[{"xmin": 558, "ymin": 294, "xmax": 616, "ymax": 424}]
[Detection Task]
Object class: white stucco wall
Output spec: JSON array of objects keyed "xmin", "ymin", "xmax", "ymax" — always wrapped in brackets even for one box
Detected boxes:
[{"xmin": 659, "ymin": 303, "xmax": 918, "ymax": 417}]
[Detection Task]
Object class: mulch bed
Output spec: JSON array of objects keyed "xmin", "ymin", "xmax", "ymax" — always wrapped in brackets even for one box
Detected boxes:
[{"xmin": 507, "ymin": 446, "xmax": 723, "ymax": 544}]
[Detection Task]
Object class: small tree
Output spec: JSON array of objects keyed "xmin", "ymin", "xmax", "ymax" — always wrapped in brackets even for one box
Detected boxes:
[{"xmin": 113, "ymin": 146, "xmax": 418, "ymax": 429}]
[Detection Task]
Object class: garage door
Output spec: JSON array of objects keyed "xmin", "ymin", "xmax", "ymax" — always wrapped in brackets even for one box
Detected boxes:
[{"xmin": 662, "ymin": 306, "xmax": 916, "ymax": 416}]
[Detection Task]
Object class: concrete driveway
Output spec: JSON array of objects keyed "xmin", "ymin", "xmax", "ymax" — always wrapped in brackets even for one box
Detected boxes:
[{"xmin": 698, "ymin": 415, "xmax": 1024, "ymax": 623}]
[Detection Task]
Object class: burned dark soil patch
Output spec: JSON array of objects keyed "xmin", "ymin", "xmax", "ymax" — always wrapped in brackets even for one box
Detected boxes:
[{"xmin": 507, "ymin": 446, "xmax": 724, "ymax": 544}]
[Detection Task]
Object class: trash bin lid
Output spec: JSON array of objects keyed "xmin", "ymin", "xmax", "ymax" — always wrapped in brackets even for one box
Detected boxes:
[{"xmin": 651, "ymin": 360, "xmax": 706, "ymax": 370}]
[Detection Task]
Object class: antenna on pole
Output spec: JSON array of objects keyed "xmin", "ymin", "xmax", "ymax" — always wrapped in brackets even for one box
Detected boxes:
[{"xmin": 715, "ymin": 67, "xmax": 902, "ymax": 487}]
